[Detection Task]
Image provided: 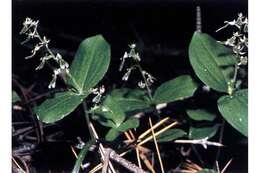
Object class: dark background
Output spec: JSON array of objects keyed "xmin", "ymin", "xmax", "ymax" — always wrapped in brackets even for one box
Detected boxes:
[{"xmin": 12, "ymin": 0, "xmax": 248, "ymax": 172}]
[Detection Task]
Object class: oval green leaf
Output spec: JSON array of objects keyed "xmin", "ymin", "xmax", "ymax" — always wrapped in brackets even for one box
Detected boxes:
[
  {"xmin": 153, "ymin": 75, "xmax": 198, "ymax": 104},
  {"xmin": 218, "ymin": 89, "xmax": 248, "ymax": 137},
  {"xmin": 189, "ymin": 32, "xmax": 236, "ymax": 93},
  {"xmin": 68, "ymin": 35, "xmax": 110, "ymax": 94},
  {"xmin": 186, "ymin": 109, "xmax": 216, "ymax": 121},
  {"xmin": 105, "ymin": 118, "xmax": 139, "ymax": 141},
  {"xmin": 157, "ymin": 129, "xmax": 187, "ymax": 142},
  {"xmin": 189, "ymin": 124, "xmax": 220, "ymax": 140},
  {"xmin": 110, "ymin": 88, "xmax": 151, "ymax": 112},
  {"xmin": 92, "ymin": 95, "xmax": 126, "ymax": 128},
  {"xmin": 34, "ymin": 91, "xmax": 86, "ymax": 123},
  {"xmin": 105, "ymin": 128, "xmax": 121, "ymax": 141},
  {"xmin": 117, "ymin": 118, "xmax": 140, "ymax": 132}
]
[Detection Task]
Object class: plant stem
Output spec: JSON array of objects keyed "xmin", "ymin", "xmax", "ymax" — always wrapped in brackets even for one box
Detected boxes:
[
  {"xmin": 82, "ymin": 101, "xmax": 95, "ymax": 140},
  {"xmin": 229, "ymin": 58, "xmax": 240, "ymax": 95},
  {"xmin": 214, "ymin": 120, "xmax": 225, "ymax": 166}
]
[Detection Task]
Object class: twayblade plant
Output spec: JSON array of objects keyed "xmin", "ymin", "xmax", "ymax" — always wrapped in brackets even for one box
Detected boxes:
[
  {"xmin": 16, "ymin": 13, "xmax": 248, "ymax": 173},
  {"xmin": 189, "ymin": 13, "xmax": 248, "ymax": 137}
]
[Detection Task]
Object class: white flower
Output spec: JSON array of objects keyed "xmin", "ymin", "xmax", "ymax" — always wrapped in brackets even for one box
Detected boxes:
[
  {"xmin": 142, "ymin": 70, "xmax": 156, "ymax": 86},
  {"xmin": 91, "ymin": 86, "xmax": 105, "ymax": 104},
  {"xmin": 223, "ymin": 36, "xmax": 236, "ymax": 46},
  {"xmin": 138, "ymin": 81, "xmax": 146, "ymax": 88},
  {"xmin": 123, "ymin": 52, "xmax": 128, "ymax": 59},
  {"xmin": 239, "ymin": 56, "xmax": 248, "ymax": 65},
  {"xmin": 48, "ymin": 74, "xmax": 57, "ymax": 89},
  {"xmin": 129, "ymin": 44, "xmax": 136, "ymax": 49},
  {"xmin": 36, "ymin": 55, "xmax": 52, "ymax": 70},
  {"xmin": 54, "ymin": 68, "xmax": 61, "ymax": 76},
  {"xmin": 25, "ymin": 44, "xmax": 43, "ymax": 59},
  {"xmin": 119, "ymin": 52, "xmax": 128, "ymax": 71},
  {"xmin": 122, "ymin": 68, "xmax": 132, "ymax": 81},
  {"xmin": 39, "ymin": 36, "xmax": 50, "ymax": 46}
]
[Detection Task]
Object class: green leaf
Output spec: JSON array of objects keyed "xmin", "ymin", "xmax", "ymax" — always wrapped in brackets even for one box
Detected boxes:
[
  {"xmin": 157, "ymin": 129, "xmax": 187, "ymax": 142},
  {"xmin": 105, "ymin": 118, "xmax": 139, "ymax": 141},
  {"xmin": 218, "ymin": 89, "xmax": 248, "ymax": 136},
  {"xmin": 71, "ymin": 140, "xmax": 95, "ymax": 173},
  {"xmin": 91, "ymin": 113, "xmax": 115, "ymax": 128},
  {"xmin": 12, "ymin": 91, "xmax": 21, "ymax": 103},
  {"xmin": 92, "ymin": 95, "xmax": 126, "ymax": 128},
  {"xmin": 68, "ymin": 35, "xmax": 110, "ymax": 93},
  {"xmin": 153, "ymin": 75, "xmax": 198, "ymax": 104},
  {"xmin": 117, "ymin": 118, "xmax": 140, "ymax": 132},
  {"xmin": 197, "ymin": 169, "xmax": 217, "ymax": 173},
  {"xmin": 186, "ymin": 109, "xmax": 216, "ymax": 121},
  {"xmin": 189, "ymin": 32, "xmax": 236, "ymax": 93},
  {"xmin": 34, "ymin": 91, "xmax": 86, "ymax": 123},
  {"xmin": 105, "ymin": 128, "xmax": 121, "ymax": 141},
  {"xmin": 189, "ymin": 124, "xmax": 220, "ymax": 139},
  {"xmin": 110, "ymin": 88, "xmax": 151, "ymax": 112}
]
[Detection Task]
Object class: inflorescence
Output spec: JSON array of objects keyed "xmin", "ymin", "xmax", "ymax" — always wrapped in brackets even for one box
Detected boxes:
[
  {"xmin": 216, "ymin": 13, "xmax": 248, "ymax": 66},
  {"xmin": 119, "ymin": 44, "xmax": 155, "ymax": 98},
  {"xmin": 20, "ymin": 17, "xmax": 70, "ymax": 89},
  {"xmin": 216, "ymin": 13, "xmax": 248, "ymax": 94}
]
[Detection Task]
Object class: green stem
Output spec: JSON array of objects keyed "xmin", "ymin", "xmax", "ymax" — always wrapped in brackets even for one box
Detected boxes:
[
  {"xmin": 229, "ymin": 55, "xmax": 240, "ymax": 95},
  {"xmin": 82, "ymin": 101, "xmax": 95, "ymax": 140},
  {"xmin": 232, "ymin": 63, "xmax": 239, "ymax": 84}
]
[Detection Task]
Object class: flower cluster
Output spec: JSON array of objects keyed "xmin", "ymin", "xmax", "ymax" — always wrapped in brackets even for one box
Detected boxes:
[
  {"xmin": 20, "ymin": 17, "xmax": 70, "ymax": 89},
  {"xmin": 119, "ymin": 44, "xmax": 141, "ymax": 71},
  {"xmin": 216, "ymin": 13, "xmax": 248, "ymax": 66},
  {"xmin": 119, "ymin": 44, "xmax": 155, "ymax": 91}
]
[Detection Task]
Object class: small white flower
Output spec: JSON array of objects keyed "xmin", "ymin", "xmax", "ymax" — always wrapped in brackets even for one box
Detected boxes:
[
  {"xmin": 102, "ymin": 106, "xmax": 109, "ymax": 112},
  {"xmin": 24, "ymin": 17, "xmax": 33, "ymax": 25},
  {"xmin": 59, "ymin": 59, "xmax": 69, "ymax": 70},
  {"xmin": 92, "ymin": 88, "xmax": 98, "ymax": 94},
  {"xmin": 25, "ymin": 44, "xmax": 43, "ymax": 59},
  {"xmin": 129, "ymin": 44, "xmax": 136, "ymax": 49},
  {"xmin": 240, "ymin": 35, "xmax": 248, "ymax": 47},
  {"xmin": 138, "ymin": 81, "xmax": 146, "ymax": 88},
  {"xmin": 239, "ymin": 56, "xmax": 248, "ymax": 65},
  {"xmin": 91, "ymin": 86, "xmax": 105, "ymax": 104},
  {"xmin": 133, "ymin": 52, "xmax": 141, "ymax": 61},
  {"xmin": 92, "ymin": 94, "xmax": 102, "ymax": 104},
  {"xmin": 122, "ymin": 68, "xmax": 132, "ymax": 81},
  {"xmin": 223, "ymin": 36, "xmax": 236, "ymax": 46},
  {"xmin": 123, "ymin": 52, "xmax": 128, "ymax": 59},
  {"xmin": 119, "ymin": 52, "xmax": 128, "ymax": 71},
  {"xmin": 142, "ymin": 71, "xmax": 156, "ymax": 86},
  {"xmin": 40, "ymin": 36, "xmax": 50, "ymax": 46},
  {"xmin": 99, "ymin": 85, "xmax": 105, "ymax": 94},
  {"xmin": 48, "ymin": 74, "xmax": 57, "ymax": 89},
  {"xmin": 54, "ymin": 68, "xmax": 61, "ymax": 75}
]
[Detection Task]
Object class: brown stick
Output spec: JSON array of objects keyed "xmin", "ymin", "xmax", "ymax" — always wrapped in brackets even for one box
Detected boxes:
[{"xmin": 105, "ymin": 148, "xmax": 148, "ymax": 173}]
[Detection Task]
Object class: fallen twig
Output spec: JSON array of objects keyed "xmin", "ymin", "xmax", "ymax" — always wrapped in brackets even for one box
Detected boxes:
[{"xmin": 104, "ymin": 148, "xmax": 148, "ymax": 173}]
